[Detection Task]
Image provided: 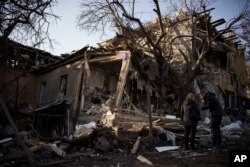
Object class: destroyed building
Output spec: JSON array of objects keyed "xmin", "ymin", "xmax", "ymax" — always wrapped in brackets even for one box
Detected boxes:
[
  {"xmin": 34, "ymin": 48, "xmax": 132, "ymax": 136},
  {"xmin": 1, "ymin": 9, "xmax": 248, "ymax": 137},
  {"xmin": 97, "ymin": 10, "xmax": 248, "ymax": 113},
  {"xmin": 1, "ymin": 7, "xmax": 250, "ymax": 167}
]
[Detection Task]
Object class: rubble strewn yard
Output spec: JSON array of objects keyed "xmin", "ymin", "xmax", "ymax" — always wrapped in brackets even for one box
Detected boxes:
[{"xmin": 1, "ymin": 99, "xmax": 250, "ymax": 167}]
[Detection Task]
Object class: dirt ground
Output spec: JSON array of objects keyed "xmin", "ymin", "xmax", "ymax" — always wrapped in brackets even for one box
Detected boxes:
[
  {"xmin": 69, "ymin": 149, "xmax": 229, "ymax": 167},
  {"xmin": 0, "ymin": 142, "xmax": 233, "ymax": 167},
  {"xmin": 1, "ymin": 127, "xmax": 250, "ymax": 167}
]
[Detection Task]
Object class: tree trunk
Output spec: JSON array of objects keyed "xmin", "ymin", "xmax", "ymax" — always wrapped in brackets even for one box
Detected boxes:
[{"xmin": 0, "ymin": 97, "xmax": 34, "ymax": 164}]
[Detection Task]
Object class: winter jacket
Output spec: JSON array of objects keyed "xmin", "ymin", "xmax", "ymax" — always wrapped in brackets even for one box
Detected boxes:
[
  {"xmin": 203, "ymin": 92, "xmax": 223, "ymax": 117},
  {"xmin": 181, "ymin": 99, "xmax": 201, "ymax": 126}
]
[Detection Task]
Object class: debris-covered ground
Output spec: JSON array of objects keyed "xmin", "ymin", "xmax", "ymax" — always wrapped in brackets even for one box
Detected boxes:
[
  {"xmin": 1, "ymin": 104, "xmax": 250, "ymax": 167},
  {"xmin": 1, "ymin": 130, "xmax": 250, "ymax": 167}
]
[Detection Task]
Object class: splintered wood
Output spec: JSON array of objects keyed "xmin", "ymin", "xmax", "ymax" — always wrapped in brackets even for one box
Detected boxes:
[{"xmin": 114, "ymin": 51, "xmax": 131, "ymax": 110}]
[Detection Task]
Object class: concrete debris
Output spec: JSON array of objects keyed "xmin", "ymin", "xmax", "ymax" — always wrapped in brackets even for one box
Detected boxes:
[
  {"xmin": 155, "ymin": 126, "xmax": 179, "ymax": 146},
  {"xmin": 220, "ymin": 121, "xmax": 242, "ymax": 135},
  {"xmin": 87, "ymin": 106, "xmax": 103, "ymax": 115},
  {"xmin": 155, "ymin": 146, "xmax": 180, "ymax": 152},
  {"xmin": 82, "ymin": 121, "xmax": 97, "ymax": 129},
  {"xmin": 101, "ymin": 111, "xmax": 116, "ymax": 127},
  {"xmin": 221, "ymin": 115, "xmax": 232, "ymax": 126},
  {"xmin": 204, "ymin": 117, "xmax": 210, "ymax": 124},
  {"xmin": 163, "ymin": 130, "xmax": 177, "ymax": 146},
  {"xmin": 74, "ymin": 122, "xmax": 96, "ymax": 138}
]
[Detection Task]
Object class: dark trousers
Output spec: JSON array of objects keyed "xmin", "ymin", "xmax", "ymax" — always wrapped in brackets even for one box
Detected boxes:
[
  {"xmin": 184, "ymin": 125, "xmax": 197, "ymax": 148},
  {"xmin": 211, "ymin": 116, "xmax": 222, "ymax": 147}
]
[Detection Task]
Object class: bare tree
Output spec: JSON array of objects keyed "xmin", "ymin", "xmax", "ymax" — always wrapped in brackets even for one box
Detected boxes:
[
  {"xmin": 0, "ymin": 0, "xmax": 58, "ymax": 47},
  {"xmin": 77, "ymin": 0, "xmax": 248, "ymax": 105},
  {"xmin": 169, "ymin": 0, "xmax": 217, "ymax": 13}
]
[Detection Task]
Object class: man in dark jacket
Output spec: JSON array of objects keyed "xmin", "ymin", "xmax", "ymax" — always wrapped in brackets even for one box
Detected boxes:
[
  {"xmin": 200, "ymin": 91, "xmax": 223, "ymax": 147},
  {"xmin": 181, "ymin": 93, "xmax": 201, "ymax": 150}
]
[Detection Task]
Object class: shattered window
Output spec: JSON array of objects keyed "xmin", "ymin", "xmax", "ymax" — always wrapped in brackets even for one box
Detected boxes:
[
  {"xmin": 60, "ymin": 75, "xmax": 68, "ymax": 95},
  {"xmin": 39, "ymin": 82, "xmax": 46, "ymax": 104}
]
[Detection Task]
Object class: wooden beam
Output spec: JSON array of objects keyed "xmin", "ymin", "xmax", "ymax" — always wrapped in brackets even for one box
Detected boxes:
[
  {"xmin": 211, "ymin": 18, "xmax": 225, "ymax": 27},
  {"xmin": 89, "ymin": 55, "xmax": 117, "ymax": 63},
  {"xmin": 196, "ymin": 8, "xmax": 215, "ymax": 15},
  {"xmin": 131, "ymin": 136, "xmax": 141, "ymax": 154},
  {"xmin": 71, "ymin": 68, "xmax": 84, "ymax": 133},
  {"xmin": 114, "ymin": 51, "xmax": 131, "ymax": 110},
  {"xmin": 39, "ymin": 54, "xmax": 120, "ymax": 74}
]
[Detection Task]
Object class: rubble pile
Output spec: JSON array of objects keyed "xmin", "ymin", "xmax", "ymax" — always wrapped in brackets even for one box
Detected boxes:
[{"xmin": 1, "ymin": 99, "xmax": 250, "ymax": 167}]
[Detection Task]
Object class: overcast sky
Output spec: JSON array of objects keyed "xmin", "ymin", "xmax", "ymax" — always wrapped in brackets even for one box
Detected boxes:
[{"xmin": 46, "ymin": 0, "xmax": 247, "ymax": 56}]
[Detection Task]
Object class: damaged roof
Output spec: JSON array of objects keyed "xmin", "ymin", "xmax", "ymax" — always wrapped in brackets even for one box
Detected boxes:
[{"xmin": 0, "ymin": 38, "xmax": 62, "ymax": 72}]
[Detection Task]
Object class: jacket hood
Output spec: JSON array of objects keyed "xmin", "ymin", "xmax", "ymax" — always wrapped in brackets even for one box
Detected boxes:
[{"xmin": 204, "ymin": 92, "xmax": 216, "ymax": 99}]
